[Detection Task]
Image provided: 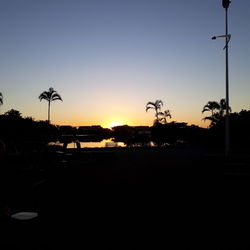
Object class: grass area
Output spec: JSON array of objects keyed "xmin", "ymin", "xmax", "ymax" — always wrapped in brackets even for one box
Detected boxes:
[{"xmin": 1, "ymin": 147, "xmax": 249, "ymax": 248}]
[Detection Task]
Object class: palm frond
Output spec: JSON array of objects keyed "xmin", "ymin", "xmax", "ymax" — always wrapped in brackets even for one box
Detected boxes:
[
  {"xmin": 202, "ymin": 116, "xmax": 219, "ymax": 127},
  {"xmin": 0, "ymin": 92, "xmax": 3, "ymax": 105},
  {"xmin": 159, "ymin": 117, "xmax": 167, "ymax": 124},
  {"xmin": 219, "ymin": 98, "xmax": 226, "ymax": 107},
  {"xmin": 146, "ymin": 99, "xmax": 168, "ymax": 125},
  {"xmin": 39, "ymin": 87, "xmax": 63, "ymax": 102},
  {"xmin": 146, "ymin": 101, "xmax": 156, "ymax": 106},
  {"xmin": 164, "ymin": 110, "xmax": 171, "ymax": 118},
  {"xmin": 156, "ymin": 100, "xmax": 163, "ymax": 106},
  {"xmin": 39, "ymin": 92, "xmax": 49, "ymax": 101},
  {"xmin": 202, "ymin": 116, "xmax": 215, "ymax": 122},
  {"xmin": 219, "ymin": 98, "xmax": 231, "ymax": 115},
  {"xmin": 202, "ymin": 107, "xmax": 210, "ymax": 113},
  {"xmin": 51, "ymin": 93, "xmax": 63, "ymax": 101},
  {"xmin": 146, "ymin": 106, "xmax": 154, "ymax": 112},
  {"xmin": 202, "ymin": 101, "xmax": 220, "ymax": 112},
  {"xmin": 155, "ymin": 100, "xmax": 163, "ymax": 110}
]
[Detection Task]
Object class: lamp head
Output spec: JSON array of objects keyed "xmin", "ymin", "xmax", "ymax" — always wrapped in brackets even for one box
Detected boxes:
[
  {"xmin": 222, "ymin": 0, "xmax": 231, "ymax": 9},
  {"xmin": 212, "ymin": 36, "xmax": 217, "ymax": 40}
]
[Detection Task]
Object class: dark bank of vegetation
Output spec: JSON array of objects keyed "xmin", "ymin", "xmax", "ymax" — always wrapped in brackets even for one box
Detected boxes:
[
  {"xmin": 1, "ymin": 106, "xmax": 250, "ymax": 156},
  {"xmin": 201, "ymin": 98, "xmax": 250, "ymax": 152},
  {"xmin": 206, "ymin": 109, "xmax": 250, "ymax": 151},
  {"xmin": 0, "ymin": 109, "xmax": 58, "ymax": 155},
  {"xmin": 0, "ymin": 90, "xmax": 250, "ymax": 156},
  {"xmin": 111, "ymin": 122, "xmax": 205, "ymax": 148}
]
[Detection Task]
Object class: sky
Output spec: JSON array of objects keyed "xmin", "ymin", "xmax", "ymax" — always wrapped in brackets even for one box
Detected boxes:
[{"xmin": 0, "ymin": 0, "xmax": 249, "ymax": 128}]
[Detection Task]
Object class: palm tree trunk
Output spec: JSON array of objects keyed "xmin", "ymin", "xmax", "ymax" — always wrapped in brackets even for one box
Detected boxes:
[
  {"xmin": 155, "ymin": 107, "xmax": 159, "ymax": 123},
  {"xmin": 48, "ymin": 101, "xmax": 51, "ymax": 123}
]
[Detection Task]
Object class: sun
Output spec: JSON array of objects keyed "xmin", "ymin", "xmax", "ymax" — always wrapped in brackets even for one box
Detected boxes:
[
  {"xmin": 108, "ymin": 121, "xmax": 124, "ymax": 128},
  {"xmin": 102, "ymin": 117, "xmax": 129, "ymax": 128}
]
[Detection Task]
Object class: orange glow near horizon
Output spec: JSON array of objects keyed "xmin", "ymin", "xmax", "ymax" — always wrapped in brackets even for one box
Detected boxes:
[
  {"xmin": 54, "ymin": 116, "xmax": 207, "ymax": 129},
  {"xmin": 101, "ymin": 117, "xmax": 130, "ymax": 129},
  {"xmin": 108, "ymin": 121, "xmax": 123, "ymax": 128},
  {"xmin": 47, "ymin": 105, "xmax": 208, "ymax": 129}
]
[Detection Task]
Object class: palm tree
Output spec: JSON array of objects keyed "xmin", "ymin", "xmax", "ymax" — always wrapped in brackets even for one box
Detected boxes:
[
  {"xmin": 0, "ymin": 92, "xmax": 3, "ymax": 105},
  {"xmin": 0, "ymin": 92, "xmax": 3, "ymax": 114},
  {"xmin": 146, "ymin": 100, "xmax": 171, "ymax": 125},
  {"xmin": 158, "ymin": 110, "xmax": 172, "ymax": 124},
  {"xmin": 202, "ymin": 98, "xmax": 231, "ymax": 127},
  {"xmin": 202, "ymin": 101, "xmax": 220, "ymax": 116},
  {"xmin": 146, "ymin": 100, "xmax": 163, "ymax": 122},
  {"xmin": 39, "ymin": 87, "xmax": 62, "ymax": 123},
  {"xmin": 218, "ymin": 98, "xmax": 231, "ymax": 117}
]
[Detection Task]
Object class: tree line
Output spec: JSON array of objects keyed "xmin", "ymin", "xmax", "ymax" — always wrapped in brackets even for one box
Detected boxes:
[
  {"xmin": 144, "ymin": 98, "xmax": 250, "ymax": 151},
  {"xmin": 1, "ymin": 89, "xmax": 250, "ymax": 152}
]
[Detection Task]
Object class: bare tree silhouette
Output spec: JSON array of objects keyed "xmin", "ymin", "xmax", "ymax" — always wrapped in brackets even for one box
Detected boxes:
[{"xmin": 39, "ymin": 87, "xmax": 62, "ymax": 123}]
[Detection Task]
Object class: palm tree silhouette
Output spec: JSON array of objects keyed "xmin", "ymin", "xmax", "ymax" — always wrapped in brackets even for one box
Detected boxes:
[
  {"xmin": 146, "ymin": 100, "xmax": 163, "ymax": 122},
  {"xmin": 146, "ymin": 100, "xmax": 171, "ymax": 125},
  {"xmin": 39, "ymin": 87, "xmax": 62, "ymax": 123},
  {"xmin": 0, "ymin": 92, "xmax": 3, "ymax": 113},
  {"xmin": 158, "ymin": 110, "xmax": 172, "ymax": 124},
  {"xmin": 218, "ymin": 99, "xmax": 229, "ymax": 117},
  {"xmin": 202, "ymin": 98, "xmax": 231, "ymax": 127},
  {"xmin": 202, "ymin": 101, "xmax": 220, "ymax": 116}
]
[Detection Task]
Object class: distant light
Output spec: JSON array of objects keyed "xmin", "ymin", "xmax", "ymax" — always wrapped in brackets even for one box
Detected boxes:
[{"xmin": 222, "ymin": 0, "xmax": 231, "ymax": 9}]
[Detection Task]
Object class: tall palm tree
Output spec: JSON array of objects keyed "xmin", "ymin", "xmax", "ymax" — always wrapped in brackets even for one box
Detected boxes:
[
  {"xmin": 202, "ymin": 98, "xmax": 231, "ymax": 127},
  {"xmin": 146, "ymin": 100, "xmax": 171, "ymax": 125},
  {"xmin": 39, "ymin": 87, "xmax": 62, "ymax": 123}
]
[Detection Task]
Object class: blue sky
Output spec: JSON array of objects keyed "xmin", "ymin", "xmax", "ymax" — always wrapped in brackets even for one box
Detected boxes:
[{"xmin": 0, "ymin": 0, "xmax": 249, "ymax": 127}]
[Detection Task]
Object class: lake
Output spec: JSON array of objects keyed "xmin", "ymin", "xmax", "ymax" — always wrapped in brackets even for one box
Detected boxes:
[{"xmin": 49, "ymin": 139, "xmax": 126, "ymax": 149}]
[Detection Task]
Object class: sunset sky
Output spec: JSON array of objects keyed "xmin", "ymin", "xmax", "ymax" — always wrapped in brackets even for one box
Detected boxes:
[{"xmin": 0, "ymin": 0, "xmax": 249, "ymax": 128}]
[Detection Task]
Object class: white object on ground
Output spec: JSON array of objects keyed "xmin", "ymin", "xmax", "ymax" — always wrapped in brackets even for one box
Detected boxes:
[{"xmin": 11, "ymin": 212, "xmax": 38, "ymax": 220}]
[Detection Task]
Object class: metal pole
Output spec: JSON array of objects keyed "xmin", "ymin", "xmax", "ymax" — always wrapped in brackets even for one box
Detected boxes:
[{"xmin": 225, "ymin": 7, "xmax": 230, "ymax": 157}]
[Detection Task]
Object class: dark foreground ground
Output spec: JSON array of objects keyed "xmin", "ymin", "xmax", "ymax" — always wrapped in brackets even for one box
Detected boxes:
[{"xmin": 1, "ymin": 147, "xmax": 250, "ymax": 249}]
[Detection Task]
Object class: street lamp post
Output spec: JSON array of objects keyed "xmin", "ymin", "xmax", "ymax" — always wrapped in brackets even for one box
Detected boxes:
[{"xmin": 212, "ymin": 0, "xmax": 231, "ymax": 157}]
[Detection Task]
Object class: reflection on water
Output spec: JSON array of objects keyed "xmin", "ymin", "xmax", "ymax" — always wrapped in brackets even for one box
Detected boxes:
[
  {"xmin": 50, "ymin": 139, "xmax": 126, "ymax": 149},
  {"xmin": 69, "ymin": 139, "xmax": 125, "ymax": 148}
]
